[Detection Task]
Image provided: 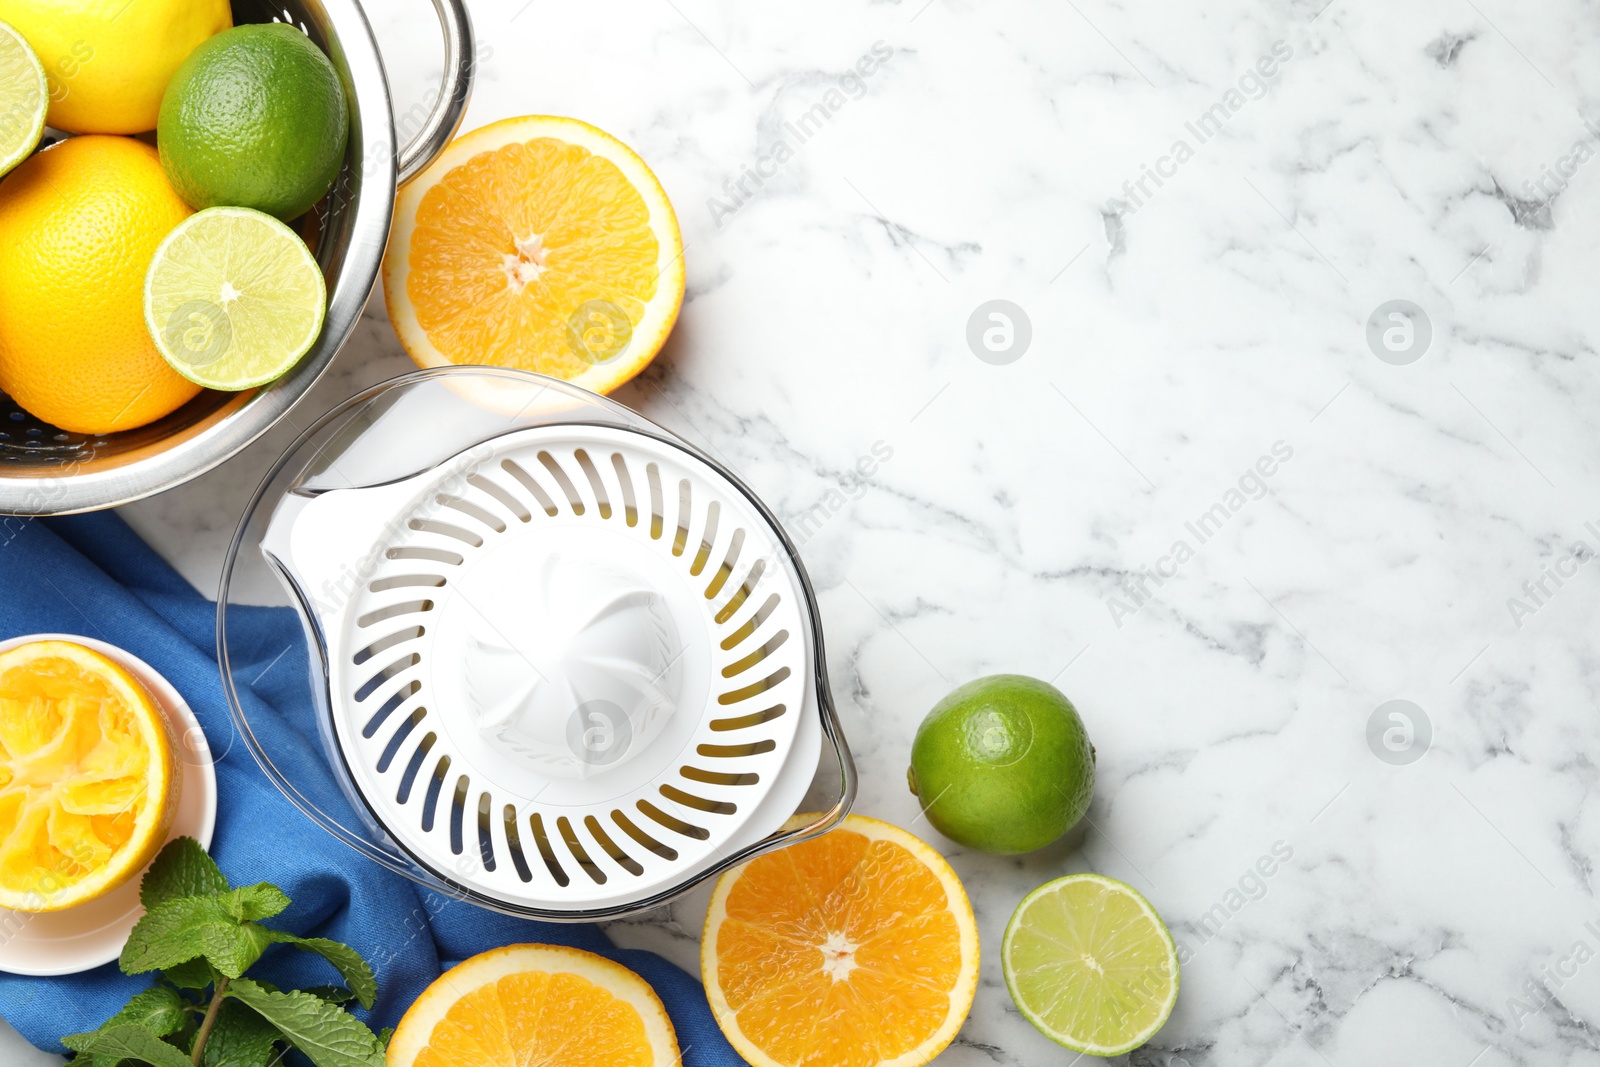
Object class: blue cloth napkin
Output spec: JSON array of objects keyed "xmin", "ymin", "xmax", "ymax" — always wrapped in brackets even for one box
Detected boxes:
[{"xmin": 0, "ymin": 512, "xmax": 739, "ymax": 1063}]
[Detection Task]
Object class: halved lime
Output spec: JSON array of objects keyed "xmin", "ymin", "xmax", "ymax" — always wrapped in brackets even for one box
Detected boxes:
[
  {"xmin": 1002, "ymin": 873, "xmax": 1179, "ymax": 1057},
  {"xmin": 0, "ymin": 20, "xmax": 47, "ymax": 179},
  {"xmin": 144, "ymin": 206, "xmax": 326, "ymax": 390}
]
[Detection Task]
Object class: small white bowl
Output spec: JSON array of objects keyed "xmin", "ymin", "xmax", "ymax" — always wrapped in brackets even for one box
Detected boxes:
[{"xmin": 0, "ymin": 633, "xmax": 218, "ymax": 977}]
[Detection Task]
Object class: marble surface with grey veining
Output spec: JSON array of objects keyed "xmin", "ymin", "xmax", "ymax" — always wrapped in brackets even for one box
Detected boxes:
[{"xmin": 11, "ymin": 0, "xmax": 1600, "ymax": 1062}]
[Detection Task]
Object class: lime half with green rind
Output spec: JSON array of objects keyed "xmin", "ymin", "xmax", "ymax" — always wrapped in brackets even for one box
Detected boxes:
[
  {"xmin": 0, "ymin": 20, "xmax": 47, "ymax": 180},
  {"xmin": 144, "ymin": 206, "xmax": 326, "ymax": 390},
  {"xmin": 1002, "ymin": 873, "xmax": 1179, "ymax": 1057}
]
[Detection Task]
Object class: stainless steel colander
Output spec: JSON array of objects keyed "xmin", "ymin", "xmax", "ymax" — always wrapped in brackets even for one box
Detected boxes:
[{"xmin": 0, "ymin": 0, "xmax": 474, "ymax": 515}]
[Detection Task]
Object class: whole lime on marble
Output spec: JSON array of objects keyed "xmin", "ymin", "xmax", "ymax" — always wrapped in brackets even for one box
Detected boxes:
[{"xmin": 908, "ymin": 674, "xmax": 1095, "ymax": 854}]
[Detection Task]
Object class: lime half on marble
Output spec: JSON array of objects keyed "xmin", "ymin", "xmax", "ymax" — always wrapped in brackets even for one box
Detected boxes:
[{"xmin": 1003, "ymin": 872, "xmax": 1179, "ymax": 1056}]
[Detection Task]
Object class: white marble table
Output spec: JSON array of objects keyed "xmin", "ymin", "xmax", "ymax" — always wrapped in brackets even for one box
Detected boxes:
[{"xmin": 10, "ymin": 0, "xmax": 1600, "ymax": 1061}]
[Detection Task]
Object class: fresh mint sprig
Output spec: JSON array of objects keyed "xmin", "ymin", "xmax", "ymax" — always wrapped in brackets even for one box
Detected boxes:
[{"xmin": 61, "ymin": 837, "xmax": 386, "ymax": 1067}]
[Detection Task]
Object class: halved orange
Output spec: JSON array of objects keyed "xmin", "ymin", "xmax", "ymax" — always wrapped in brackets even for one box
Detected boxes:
[
  {"xmin": 387, "ymin": 944, "xmax": 680, "ymax": 1067},
  {"xmin": 0, "ymin": 640, "xmax": 178, "ymax": 912},
  {"xmin": 702, "ymin": 814, "xmax": 980, "ymax": 1067},
  {"xmin": 383, "ymin": 115, "xmax": 686, "ymax": 395}
]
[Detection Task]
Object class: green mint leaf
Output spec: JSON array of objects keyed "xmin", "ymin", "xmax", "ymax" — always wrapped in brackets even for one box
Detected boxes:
[
  {"xmin": 103, "ymin": 984, "xmax": 188, "ymax": 1038},
  {"xmin": 301, "ymin": 985, "xmax": 355, "ymax": 1004},
  {"xmin": 121, "ymin": 896, "xmax": 220, "ymax": 974},
  {"xmin": 200, "ymin": 1000, "xmax": 282, "ymax": 1067},
  {"xmin": 227, "ymin": 978, "xmax": 386, "ymax": 1067},
  {"xmin": 140, "ymin": 837, "xmax": 228, "ymax": 908},
  {"xmin": 66, "ymin": 1053, "xmax": 123, "ymax": 1067},
  {"xmin": 207, "ymin": 922, "xmax": 274, "ymax": 979},
  {"xmin": 220, "ymin": 883, "xmax": 291, "ymax": 922},
  {"xmin": 61, "ymin": 1023, "xmax": 192, "ymax": 1067},
  {"xmin": 121, "ymin": 897, "xmax": 273, "ymax": 978},
  {"xmin": 74, "ymin": 1055, "xmax": 121, "ymax": 1067},
  {"xmin": 162, "ymin": 957, "xmax": 215, "ymax": 991},
  {"xmin": 265, "ymin": 931, "xmax": 377, "ymax": 1010},
  {"xmin": 72, "ymin": 990, "xmax": 186, "ymax": 1067},
  {"xmin": 377, "ymin": 1026, "xmax": 394, "ymax": 1048}
]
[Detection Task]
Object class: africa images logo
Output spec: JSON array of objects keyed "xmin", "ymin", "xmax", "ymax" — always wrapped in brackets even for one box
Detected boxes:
[
  {"xmin": 1106, "ymin": 40, "xmax": 1293, "ymax": 217},
  {"xmin": 1106, "ymin": 441, "xmax": 1295, "ymax": 628},
  {"xmin": 707, "ymin": 41, "xmax": 894, "ymax": 228}
]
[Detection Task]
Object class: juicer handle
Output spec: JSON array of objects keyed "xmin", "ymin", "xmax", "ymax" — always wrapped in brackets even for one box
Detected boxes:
[
  {"xmin": 676, "ymin": 572, "xmax": 858, "ymax": 893},
  {"xmin": 395, "ymin": 0, "xmax": 476, "ymax": 185},
  {"xmin": 772, "ymin": 672, "xmax": 859, "ymax": 848}
]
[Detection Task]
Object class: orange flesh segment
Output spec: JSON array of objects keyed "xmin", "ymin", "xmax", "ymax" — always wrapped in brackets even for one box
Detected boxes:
[
  {"xmin": 0, "ymin": 655, "xmax": 150, "ymax": 895},
  {"xmin": 413, "ymin": 969, "xmax": 656, "ymax": 1067},
  {"xmin": 406, "ymin": 137, "xmax": 660, "ymax": 377},
  {"xmin": 716, "ymin": 827, "xmax": 968, "ymax": 1067}
]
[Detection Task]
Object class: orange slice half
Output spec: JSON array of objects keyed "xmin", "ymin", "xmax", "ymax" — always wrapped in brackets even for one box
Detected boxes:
[
  {"xmin": 383, "ymin": 115, "xmax": 686, "ymax": 395},
  {"xmin": 702, "ymin": 814, "xmax": 980, "ymax": 1067},
  {"xmin": 387, "ymin": 943, "xmax": 680, "ymax": 1067},
  {"xmin": 0, "ymin": 640, "xmax": 178, "ymax": 912}
]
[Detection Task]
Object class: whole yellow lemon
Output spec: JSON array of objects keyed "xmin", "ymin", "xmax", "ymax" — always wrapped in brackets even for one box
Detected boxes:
[
  {"xmin": 0, "ymin": 0, "xmax": 231, "ymax": 134},
  {"xmin": 0, "ymin": 136, "xmax": 201, "ymax": 435}
]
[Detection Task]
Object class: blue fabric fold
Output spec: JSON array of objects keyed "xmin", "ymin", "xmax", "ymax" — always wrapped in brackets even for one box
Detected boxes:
[{"xmin": 0, "ymin": 512, "xmax": 738, "ymax": 1063}]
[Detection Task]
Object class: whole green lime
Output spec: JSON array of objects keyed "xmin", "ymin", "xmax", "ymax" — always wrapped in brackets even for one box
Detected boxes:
[
  {"xmin": 157, "ymin": 23, "xmax": 348, "ymax": 220},
  {"xmin": 908, "ymin": 674, "xmax": 1095, "ymax": 854}
]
